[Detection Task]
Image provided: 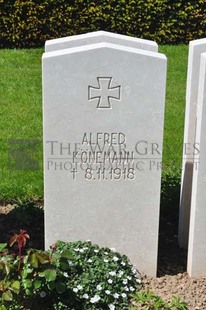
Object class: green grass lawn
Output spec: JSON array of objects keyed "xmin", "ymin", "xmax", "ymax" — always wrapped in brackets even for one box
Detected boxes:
[{"xmin": 0, "ymin": 46, "xmax": 188, "ymax": 201}]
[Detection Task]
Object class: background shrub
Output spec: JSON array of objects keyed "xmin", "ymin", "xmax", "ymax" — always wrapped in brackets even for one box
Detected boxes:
[{"xmin": 0, "ymin": 0, "xmax": 205, "ymax": 48}]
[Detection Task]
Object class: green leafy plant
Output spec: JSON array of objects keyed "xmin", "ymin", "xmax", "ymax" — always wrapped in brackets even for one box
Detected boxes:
[
  {"xmin": 130, "ymin": 289, "xmax": 188, "ymax": 310},
  {"xmin": 0, "ymin": 232, "xmax": 141, "ymax": 309}
]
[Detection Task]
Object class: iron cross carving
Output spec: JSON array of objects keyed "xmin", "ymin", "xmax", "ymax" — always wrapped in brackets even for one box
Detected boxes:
[{"xmin": 88, "ymin": 77, "xmax": 121, "ymax": 109}]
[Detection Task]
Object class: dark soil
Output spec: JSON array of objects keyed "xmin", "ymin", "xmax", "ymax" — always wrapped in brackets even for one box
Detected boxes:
[{"xmin": 0, "ymin": 202, "xmax": 206, "ymax": 309}]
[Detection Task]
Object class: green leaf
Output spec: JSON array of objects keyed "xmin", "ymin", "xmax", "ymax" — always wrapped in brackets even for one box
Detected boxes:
[
  {"xmin": 34, "ymin": 279, "xmax": 42, "ymax": 289},
  {"xmin": 47, "ymin": 281, "xmax": 55, "ymax": 291},
  {"xmin": 59, "ymin": 260, "xmax": 70, "ymax": 271},
  {"xmin": 30, "ymin": 253, "xmax": 38, "ymax": 268},
  {"xmin": 36, "ymin": 252, "xmax": 50, "ymax": 264},
  {"xmin": 0, "ymin": 305, "xmax": 7, "ymax": 310},
  {"xmin": 2, "ymin": 290, "xmax": 13, "ymax": 302},
  {"xmin": 0, "ymin": 243, "xmax": 7, "ymax": 252},
  {"xmin": 11, "ymin": 280, "xmax": 20, "ymax": 293},
  {"xmin": 61, "ymin": 250, "xmax": 73, "ymax": 260},
  {"xmin": 55, "ymin": 281, "xmax": 67, "ymax": 294},
  {"xmin": 22, "ymin": 279, "xmax": 32, "ymax": 289},
  {"xmin": 44, "ymin": 269, "xmax": 57, "ymax": 282}
]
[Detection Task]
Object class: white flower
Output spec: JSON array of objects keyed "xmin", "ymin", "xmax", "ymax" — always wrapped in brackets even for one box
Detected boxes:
[
  {"xmin": 121, "ymin": 261, "xmax": 126, "ymax": 266},
  {"xmin": 77, "ymin": 285, "xmax": 83, "ymax": 290},
  {"xmin": 73, "ymin": 288, "xmax": 78, "ymax": 293},
  {"xmin": 74, "ymin": 248, "xmax": 80, "ymax": 252},
  {"xmin": 124, "ymin": 287, "xmax": 129, "ymax": 291},
  {"xmin": 109, "ymin": 304, "xmax": 115, "ymax": 310},
  {"xmin": 96, "ymin": 284, "xmax": 102, "ymax": 290},
  {"xmin": 111, "ymin": 248, "xmax": 116, "ymax": 252},
  {"xmin": 63, "ymin": 272, "xmax": 69, "ymax": 277},
  {"xmin": 122, "ymin": 279, "xmax": 128, "ymax": 285},
  {"xmin": 127, "ymin": 276, "xmax": 132, "ymax": 280},
  {"xmin": 104, "ymin": 259, "xmax": 109, "ymax": 263},
  {"xmin": 79, "ymin": 249, "xmax": 84, "ymax": 253},
  {"xmin": 136, "ymin": 278, "xmax": 141, "ymax": 284},
  {"xmin": 114, "ymin": 293, "xmax": 119, "ymax": 299},
  {"xmin": 109, "ymin": 271, "xmax": 116, "ymax": 276},
  {"xmin": 130, "ymin": 286, "xmax": 135, "ymax": 292},
  {"xmin": 68, "ymin": 260, "xmax": 73, "ymax": 266},
  {"xmin": 90, "ymin": 295, "xmax": 100, "ymax": 303},
  {"xmin": 113, "ymin": 256, "xmax": 119, "ymax": 262},
  {"xmin": 121, "ymin": 293, "xmax": 127, "ymax": 298},
  {"xmin": 40, "ymin": 291, "xmax": 46, "ymax": 298},
  {"xmin": 108, "ymin": 279, "xmax": 113, "ymax": 284},
  {"xmin": 83, "ymin": 293, "xmax": 89, "ymax": 299},
  {"xmin": 118, "ymin": 270, "xmax": 124, "ymax": 277},
  {"xmin": 132, "ymin": 268, "xmax": 137, "ymax": 274},
  {"xmin": 83, "ymin": 247, "xmax": 88, "ymax": 250},
  {"xmin": 87, "ymin": 259, "xmax": 92, "ymax": 263},
  {"xmin": 104, "ymin": 251, "xmax": 109, "ymax": 255},
  {"xmin": 105, "ymin": 290, "xmax": 110, "ymax": 295},
  {"xmin": 94, "ymin": 249, "xmax": 99, "ymax": 253}
]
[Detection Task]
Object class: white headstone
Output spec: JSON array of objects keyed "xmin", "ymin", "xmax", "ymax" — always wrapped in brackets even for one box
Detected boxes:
[
  {"xmin": 179, "ymin": 38, "xmax": 206, "ymax": 249},
  {"xmin": 43, "ymin": 39, "xmax": 167, "ymax": 276},
  {"xmin": 45, "ymin": 30, "xmax": 158, "ymax": 53},
  {"xmin": 187, "ymin": 52, "xmax": 206, "ymax": 276}
]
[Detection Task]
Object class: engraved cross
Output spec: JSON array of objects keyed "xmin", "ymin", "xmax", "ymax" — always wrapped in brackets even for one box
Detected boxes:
[{"xmin": 88, "ymin": 77, "xmax": 121, "ymax": 109}]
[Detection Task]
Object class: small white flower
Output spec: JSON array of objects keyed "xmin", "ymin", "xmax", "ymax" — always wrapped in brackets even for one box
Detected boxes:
[
  {"xmin": 83, "ymin": 247, "xmax": 88, "ymax": 250},
  {"xmin": 77, "ymin": 285, "xmax": 83, "ymax": 290},
  {"xmin": 68, "ymin": 260, "xmax": 73, "ymax": 266},
  {"xmin": 127, "ymin": 276, "xmax": 132, "ymax": 280},
  {"xmin": 122, "ymin": 279, "xmax": 128, "ymax": 285},
  {"xmin": 108, "ymin": 279, "xmax": 113, "ymax": 284},
  {"xmin": 105, "ymin": 290, "xmax": 110, "ymax": 295},
  {"xmin": 90, "ymin": 295, "xmax": 100, "ymax": 303},
  {"xmin": 114, "ymin": 293, "xmax": 119, "ymax": 299},
  {"xmin": 74, "ymin": 248, "xmax": 80, "ymax": 252},
  {"xmin": 63, "ymin": 272, "xmax": 69, "ymax": 277},
  {"xmin": 109, "ymin": 271, "xmax": 116, "ymax": 276},
  {"xmin": 96, "ymin": 284, "xmax": 102, "ymax": 290},
  {"xmin": 124, "ymin": 286, "xmax": 129, "ymax": 291},
  {"xmin": 40, "ymin": 291, "xmax": 46, "ymax": 298},
  {"xmin": 136, "ymin": 278, "xmax": 141, "ymax": 284},
  {"xmin": 73, "ymin": 288, "xmax": 78, "ymax": 293},
  {"xmin": 121, "ymin": 261, "xmax": 126, "ymax": 266},
  {"xmin": 121, "ymin": 293, "xmax": 127, "ymax": 298},
  {"xmin": 111, "ymin": 248, "xmax": 116, "ymax": 252},
  {"xmin": 104, "ymin": 251, "xmax": 109, "ymax": 255},
  {"xmin": 104, "ymin": 258, "xmax": 109, "ymax": 263},
  {"xmin": 109, "ymin": 304, "xmax": 115, "ymax": 310},
  {"xmin": 94, "ymin": 249, "xmax": 99, "ymax": 253},
  {"xmin": 132, "ymin": 268, "xmax": 137, "ymax": 274},
  {"xmin": 79, "ymin": 248, "xmax": 84, "ymax": 253},
  {"xmin": 130, "ymin": 286, "xmax": 135, "ymax": 292},
  {"xmin": 113, "ymin": 256, "xmax": 119, "ymax": 262},
  {"xmin": 83, "ymin": 293, "xmax": 89, "ymax": 299},
  {"xmin": 118, "ymin": 270, "xmax": 124, "ymax": 277},
  {"xmin": 87, "ymin": 259, "xmax": 92, "ymax": 263}
]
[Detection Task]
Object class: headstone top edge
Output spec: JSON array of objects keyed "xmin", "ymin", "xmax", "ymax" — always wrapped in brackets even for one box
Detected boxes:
[
  {"xmin": 189, "ymin": 38, "xmax": 206, "ymax": 47},
  {"xmin": 45, "ymin": 30, "xmax": 157, "ymax": 47},
  {"xmin": 43, "ymin": 42, "xmax": 165, "ymax": 60}
]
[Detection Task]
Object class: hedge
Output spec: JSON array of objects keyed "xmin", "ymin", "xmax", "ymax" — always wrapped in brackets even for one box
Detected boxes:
[{"xmin": 0, "ymin": 0, "xmax": 205, "ymax": 48}]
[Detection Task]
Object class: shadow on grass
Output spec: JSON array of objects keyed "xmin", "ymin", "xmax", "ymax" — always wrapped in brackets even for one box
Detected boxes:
[
  {"xmin": 0, "ymin": 200, "xmax": 44, "ymax": 251},
  {"xmin": 158, "ymin": 172, "xmax": 187, "ymax": 276}
]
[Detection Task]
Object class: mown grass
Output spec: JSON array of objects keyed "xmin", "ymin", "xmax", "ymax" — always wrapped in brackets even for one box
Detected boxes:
[{"xmin": 0, "ymin": 46, "xmax": 188, "ymax": 200}]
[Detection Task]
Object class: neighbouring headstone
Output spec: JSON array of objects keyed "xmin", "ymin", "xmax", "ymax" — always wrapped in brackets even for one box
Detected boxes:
[
  {"xmin": 179, "ymin": 38, "xmax": 206, "ymax": 249},
  {"xmin": 45, "ymin": 30, "xmax": 158, "ymax": 53},
  {"xmin": 43, "ymin": 35, "xmax": 167, "ymax": 276},
  {"xmin": 187, "ymin": 52, "xmax": 206, "ymax": 277}
]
